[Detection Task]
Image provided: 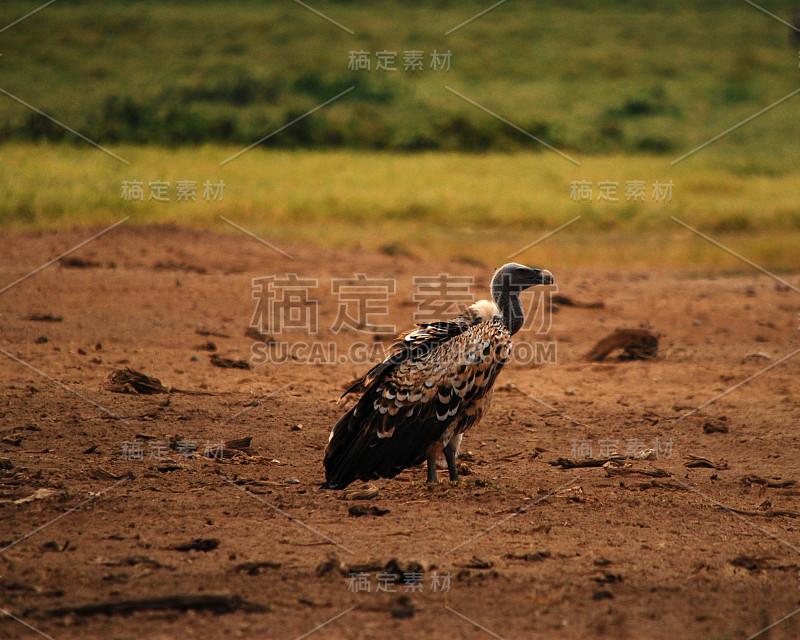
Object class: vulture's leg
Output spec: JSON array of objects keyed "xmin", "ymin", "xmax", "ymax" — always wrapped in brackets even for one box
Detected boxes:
[
  {"xmin": 426, "ymin": 451, "xmax": 439, "ymax": 484},
  {"xmin": 444, "ymin": 441, "xmax": 459, "ymax": 482}
]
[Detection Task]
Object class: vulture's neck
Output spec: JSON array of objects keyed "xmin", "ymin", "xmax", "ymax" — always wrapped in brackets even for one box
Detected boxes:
[{"xmin": 491, "ymin": 281, "xmax": 524, "ymax": 335}]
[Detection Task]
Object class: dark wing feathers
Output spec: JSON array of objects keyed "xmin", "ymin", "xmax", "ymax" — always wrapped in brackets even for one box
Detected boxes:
[
  {"xmin": 339, "ymin": 313, "xmax": 479, "ymax": 400},
  {"xmin": 323, "ymin": 316, "xmax": 510, "ymax": 489}
]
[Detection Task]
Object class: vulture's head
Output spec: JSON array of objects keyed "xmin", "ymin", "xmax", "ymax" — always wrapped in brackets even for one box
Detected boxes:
[
  {"xmin": 491, "ymin": 262, "xmax": 553, "ymax": 297},
  {"xmin": 490, "ymin": 262, "xmax": 554, "ymax": 334}
]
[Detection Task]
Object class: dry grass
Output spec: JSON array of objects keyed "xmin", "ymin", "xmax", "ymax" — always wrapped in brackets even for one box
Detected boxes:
[{"xmin": 1, "ymin": 144, "xmax": 798, "ymax": 270}]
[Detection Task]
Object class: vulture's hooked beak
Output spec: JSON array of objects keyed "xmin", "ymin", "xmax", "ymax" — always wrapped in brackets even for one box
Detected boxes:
[{"xmin": 520, "ymin": 268, "xmax": 554, "ymax": 289}]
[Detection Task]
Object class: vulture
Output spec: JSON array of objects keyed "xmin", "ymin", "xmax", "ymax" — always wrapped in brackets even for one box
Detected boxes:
[{"xmin": 322, "ymin": 263, "xmax": 554, "ymax": 489}]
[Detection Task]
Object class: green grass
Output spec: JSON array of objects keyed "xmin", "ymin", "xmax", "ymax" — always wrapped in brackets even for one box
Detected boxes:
[
  {"xmin": 2, "ymin": 144, "xmax": 798, "ymax": 270},
  {"xmin": 0, "ymin": 0, "xmax": 799, "ymax": 159}
]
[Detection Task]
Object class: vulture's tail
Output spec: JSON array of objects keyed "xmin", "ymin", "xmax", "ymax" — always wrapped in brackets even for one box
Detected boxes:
[{"xmin": 321, "ymin": 405, "xmax": 363, "ymax": 489}]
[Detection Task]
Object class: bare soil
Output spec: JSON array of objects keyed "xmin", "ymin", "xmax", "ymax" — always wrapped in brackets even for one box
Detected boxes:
[{"xmin": 1, "ymin": 225, "xmax": 799, "ymax": 640}]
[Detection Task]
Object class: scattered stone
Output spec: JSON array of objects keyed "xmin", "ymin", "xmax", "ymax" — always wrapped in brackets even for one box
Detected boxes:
[
  {"xmin": 460, "ymin": 556, "xmax": 493, "ymax": 569},
  {"xmin": 741, "ymin": 475, "xmax": 795, "ymax": 489},
  {"xmin": 60, "ymin": 256, "xmax": 102, "ymax": 269},
  {"xmin": 703, "ymin": 422, "xmax": 729, "ymax": 434},
  {"xmin": 36, "ymin": 593, "xmax": 268, "ymax": 617},
  {"xmin": 233, "ymin": 560, "xmax": 281, "ymax": 575},
  {"xmin": 506, "ymin": 551, "xmax": 551, "ymax": 562},
  {"xmin": 173, "ymin": 538, "xmax": 220, "ymax": 552},
  {"xmin": 195, "ymin": 329, "xmax": 231, "ymax": 338},
  {"xmin": 592, "ymin": 572, "xmax": 623, "ymax": 585},
  {"xmin": 26, "ymin": 313, "xmax": 62, "ymax": 322},
  {"xmin": 729, "ymin": 554, "xmax": 769, "ymax": 571},
  {"xmin": 552, "ymin": 294, "xmax": 604, "ymax": 309},
  {"xmin": 209, "ymin": 354, "xmax": 251, "ymax": 370},
  {"xmin": 106, "ymin": 368, "xmax": 168, "ymax": 395},
  {"xmin": 684, "ymin": 455, "xmax": 728, "ymax": 470},
  {"xmin": 586, "ymin": 328, "xmax": 658, "ymax": 362},
  {"xmin": 316, "ymin": 553, "xmax": 347, "ymax": 577},
  {"xmin": 391, "ymin": 595, "xmax": 416, "ymax": 619},
  {"xmin": 157, "ymin": 464, "xmax": 184, "ymax": 473},
  {"xmin": 244, "ymin": 327, "xmax": 275, "ymax": 343},
  {"xmin": 348, "ymin": 505, "xmax": 389, "ymax": 517},
  {"xmin": 93, "ymin": 555, "xmax": 174, "ymax": 569}
]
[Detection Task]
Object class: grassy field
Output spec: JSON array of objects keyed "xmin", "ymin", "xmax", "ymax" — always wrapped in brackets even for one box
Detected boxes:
[
  {"xmin": 0, "ymin": 0, "xmax": 799, "ymax": 157},
  {"xmin": 1, "ymin": 0, "xmax": 798, "ymax": 268},
  {"xmin": 1, "ymin": 144, "xmax": 798, "ymax": 270}
]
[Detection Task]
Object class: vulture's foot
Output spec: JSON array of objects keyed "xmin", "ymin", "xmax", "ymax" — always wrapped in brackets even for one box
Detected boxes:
[
  {"xmin": 444, "ymin": 441, "xmax": 460, "ymax": 483},
  {"xmin": 426, "ymin": 454, "xmax": 439, "ymax": 484}
]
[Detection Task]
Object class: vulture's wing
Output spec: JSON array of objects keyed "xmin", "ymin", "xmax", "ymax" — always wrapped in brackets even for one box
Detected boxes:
[
  {"xmin": 323, "ymin": 314, "xmax": 510, "ymax": 488},
  {"xmin": 339, "ymin": 311, "xmax": 483, "ymax": 398}
]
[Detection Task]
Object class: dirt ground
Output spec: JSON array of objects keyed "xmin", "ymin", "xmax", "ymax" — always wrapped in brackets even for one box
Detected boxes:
[{"xmin": 1, "ymin": 225, "xmax": 799, "ymax": 640}]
